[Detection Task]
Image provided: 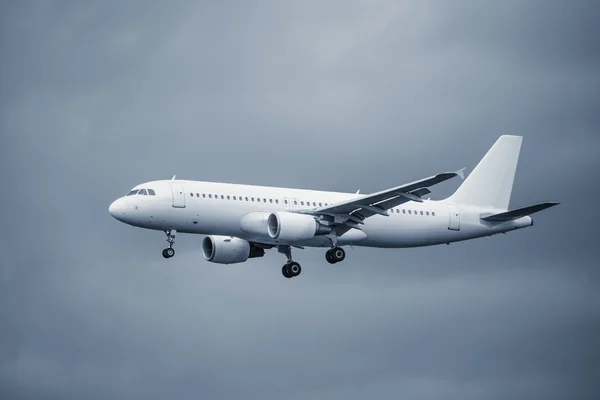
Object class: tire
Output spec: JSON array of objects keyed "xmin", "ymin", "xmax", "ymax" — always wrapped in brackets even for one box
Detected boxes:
[
  {"xmin": 282, "ymin": 264, "xmax": 293, "ymax": 278},
  {"xmin": 325, "ymin": 250, "xmax": 336, "ymax": 264},
  {"xmin": 165, "ymin": 248, "xmax": 175, "ymax": 258},
  {"xmin": 289, "ymin": 262, "xmax": 301, "ymax": 276},
  {"xmin": 332, "ymin": 247, "xmax": 345, "ymax": 262}
]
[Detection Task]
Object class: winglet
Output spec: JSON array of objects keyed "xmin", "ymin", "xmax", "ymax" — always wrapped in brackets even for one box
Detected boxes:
[
  {"xmin": 455, "ymin": 167, "xmax": 466, "ymax": 180},
  {"xmin": 171, "ymin": 175, "xmax": 177, "ymax": 180}
]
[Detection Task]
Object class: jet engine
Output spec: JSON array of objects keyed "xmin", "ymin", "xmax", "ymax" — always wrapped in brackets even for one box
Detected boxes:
[
  {"xmin": 202, "ymin": 235, "xmax": 264, "ymax": 264},
  {"xmin": 267, "ymin": 212, "xmax": 331, "ymax": 241}
]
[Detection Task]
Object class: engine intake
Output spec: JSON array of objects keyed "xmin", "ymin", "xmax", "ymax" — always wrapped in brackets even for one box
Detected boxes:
[
  {"xmin": 267, "ymin": 212, "xmax": 331, "ymax": 241},
  {"xmin": 202, "ymin": 235, "xmax": 264, "ymax": 264}
]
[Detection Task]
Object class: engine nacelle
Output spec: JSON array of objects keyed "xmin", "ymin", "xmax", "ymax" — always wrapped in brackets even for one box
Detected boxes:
[
  {"xmin": 202, "ymin": 235, "xmax": 264, "ymax": 264},
  {"xmin": 267, "ymin": 212, "xmax": 331, "ymax": 241}
]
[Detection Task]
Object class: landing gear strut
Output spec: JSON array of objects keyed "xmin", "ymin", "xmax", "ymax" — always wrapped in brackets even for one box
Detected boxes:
[
  {"xmin": 325, "ymin": 246, "xmax": 345, "ymax": 264},
  {"xmin": 162, "ymin": 229, "xmax": 176, "ymax": 259},
  {"xmin": 278, "ymin": 245, "xmax": 302, "ymax": 278}
]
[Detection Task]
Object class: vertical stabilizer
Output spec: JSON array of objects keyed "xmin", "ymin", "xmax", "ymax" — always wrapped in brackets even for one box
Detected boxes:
[{"xmin": 449, "ymin": 135, "xmax": 522, "ymax": 210}]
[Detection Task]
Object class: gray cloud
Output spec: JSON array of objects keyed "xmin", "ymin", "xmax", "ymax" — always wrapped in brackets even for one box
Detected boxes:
[{"xmin": 1, "ymin": 1, "xmax": 599, "ymax": 399}]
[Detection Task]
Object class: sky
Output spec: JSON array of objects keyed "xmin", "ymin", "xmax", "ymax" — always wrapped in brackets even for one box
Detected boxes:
[{"xmin": 1, "ymin": 1, "xmax": 599, "ymax": 399}]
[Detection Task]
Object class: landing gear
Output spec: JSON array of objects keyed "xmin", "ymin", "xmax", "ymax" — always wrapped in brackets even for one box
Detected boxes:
[
  {"xmin": 162, "ymin": 229, "xmax": 176, "ymax": 259},
  {"xmin": 325, "ymin": 247, "xmax": 345, "ymax": 264},
  {"xmin": 162, "ymin": 248, "xmax": 175, "ymax": 258},
  {"xmin": 278, "ymin": 245, "xmax": 302, "ymax": 278},
  {"xmin": 281, "ymin": 262, "xmax": 301, "ymax": 278}
]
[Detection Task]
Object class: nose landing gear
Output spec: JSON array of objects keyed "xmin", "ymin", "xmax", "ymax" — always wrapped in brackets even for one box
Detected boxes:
[{"xmin": 162, "ymin": 229, "xmax": 176, "ymax": 259}]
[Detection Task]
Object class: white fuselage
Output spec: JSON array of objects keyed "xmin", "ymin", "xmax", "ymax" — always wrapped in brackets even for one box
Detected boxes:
[{"xmin": 109, "ymin": 179, "xmax": 533, "ymax": 248}]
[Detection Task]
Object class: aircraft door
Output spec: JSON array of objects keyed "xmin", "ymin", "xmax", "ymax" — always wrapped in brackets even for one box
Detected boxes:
[
  {"xmin": 447, "ymin": 205, "xmax": 460, "ymax": 231},
  {"xmin": 170, "ymin": 183, "xmax": 186, "ymax": 208}
]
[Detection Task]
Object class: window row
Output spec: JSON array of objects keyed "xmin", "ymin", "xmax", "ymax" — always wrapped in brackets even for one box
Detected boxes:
[
  {"xmin": 390, "ymin": 209, "xmax": 436, "ymax": 216},
  {"xmin": 188, "ymin": 192, "xmax": 331, "ymax": 207},
  {"xmin": 127, "ymin": 188, "xmax": 156, "ymax": 196}
]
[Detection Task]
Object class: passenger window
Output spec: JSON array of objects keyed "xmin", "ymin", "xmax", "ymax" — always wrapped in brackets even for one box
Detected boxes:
[
  {"xmin": 138, "ymin": 189, "xmax": 147, "ymax": 195},
  {"xmin": 251, "ymin": 197, "xmax": 255, "ymax": 202},
  {"xmin": 276, "ymin": 199, "xmax": 279, "ymax": 204},
  {"xmin": 402, "ymin": 209, "xmax": 406, "ymax": 214},
  {"xmin": 432, "ymin": 212, "xmax": 435, "ymax": 216},
  {"xmin": 319, "ymin": 202, "xmax": 322, "ymax": 206},
  {"xmin": 202, "ymin": 194, "xmax": 206, "ymax": 198},
  {"xmin": 408, "ymin": 210, "xmax": 411, "ymax": 214},
  {"xmin": 245, "ymin": 197, "xmax": 248, "ymax": 201},
  {"xmin": 284, "ymin": 200, "xmax": 288, "ymax": 204},
  {"xmin": 221, "ymin": 195, "xmax": 224, "ymax": 199},
  {"xmin": 227, "ymin": 195, "xmax": 230, "ymax": 200},
  {"xmin": 208, "ymin": 194, "xmax": 212, "ymax": 198},
  {"xmin": 294, "ymin": 200, "xmax": 297, "ymax": 205},
  {"xmin": 420, "ymin": 211, "xmax": 423, "ymax": 215},
  {"xmin": 269, "ymin": 199, "xmax": 273, "ymax": 203},
  {"xmin": 301, "ymin": 201, "xmax": 304, "ymax": 206},
  {"xmin": 148, "ymin": 189, "xmax": 156, "ymax": 196},
  {"xmin": 426, "ymin": 211, "xmax": 429, "ymax": 216}
]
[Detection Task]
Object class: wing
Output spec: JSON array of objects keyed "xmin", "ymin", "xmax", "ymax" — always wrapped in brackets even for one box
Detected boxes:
[{"xmin": 300, "ymin": 168, "xmax": 465, "ymax": 233}]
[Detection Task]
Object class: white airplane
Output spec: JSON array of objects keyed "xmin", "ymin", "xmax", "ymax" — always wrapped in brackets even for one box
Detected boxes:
[{"xmin": 109, "ymin": 135, "xmax": 558, "ymax": 278}]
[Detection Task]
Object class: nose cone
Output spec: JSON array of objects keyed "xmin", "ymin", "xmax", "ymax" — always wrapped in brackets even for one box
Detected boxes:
[{"xmin": 109, "ymin": 198, "xmax": 127, "ymax": 221}]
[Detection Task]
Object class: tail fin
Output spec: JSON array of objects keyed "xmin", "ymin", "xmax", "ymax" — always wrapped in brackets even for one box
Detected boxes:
[{"xmin": 449, "ymin": 135, "xmax": 522, "ymax": 210}]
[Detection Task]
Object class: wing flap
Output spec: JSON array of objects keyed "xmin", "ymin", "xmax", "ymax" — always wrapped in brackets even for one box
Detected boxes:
[{"xmin": 481, "ymin": 202, "xmax": 559, "ymax": 222}]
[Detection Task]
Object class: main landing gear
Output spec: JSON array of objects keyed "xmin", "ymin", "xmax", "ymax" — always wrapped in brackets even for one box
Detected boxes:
[
  {"xmin": 325, "ymin": 247, "xmax": 345, "ymax": 264},
  {"xmin": 162, "ymin": 229, "xmax": 176, "ymax": 259},
  {"xmin": 278, "ymin": 245, "xmax": 302, "ymax": 278}
]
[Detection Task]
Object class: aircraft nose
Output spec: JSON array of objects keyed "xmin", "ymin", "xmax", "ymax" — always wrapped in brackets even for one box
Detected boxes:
[{"xmin": 109, "ymin": 198, "xmax": 127, "ymax": 220}]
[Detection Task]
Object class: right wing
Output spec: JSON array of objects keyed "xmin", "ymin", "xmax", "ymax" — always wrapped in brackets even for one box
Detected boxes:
[{"xmin": 300, "ymin": 168, "xmax": 465, "ymax": 231}]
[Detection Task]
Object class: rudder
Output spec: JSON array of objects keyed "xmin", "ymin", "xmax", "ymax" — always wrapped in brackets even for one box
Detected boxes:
[{"xmin": 449, "ymin": 135, "xmax": 522, "ymax": 210}]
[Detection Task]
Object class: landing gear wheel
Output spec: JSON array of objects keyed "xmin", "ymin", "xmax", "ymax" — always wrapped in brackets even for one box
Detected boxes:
[
  {"xmin": 162, "ymin": 248, "xmax": 175, "ymax": 259},
  {"xmin": 325, "ymin": 249, "xmax": 336, "ymax": 264},
  {"xmin": 282, "ymin": 264, "xmax": 293, "ymax": 278},
  {"xmin": 288, "ymin": 262, "xmax": 301, "ymax": 277},
  {"xmin": 331, "ymin": 247, "xmax": 345, "ymax": 262}
]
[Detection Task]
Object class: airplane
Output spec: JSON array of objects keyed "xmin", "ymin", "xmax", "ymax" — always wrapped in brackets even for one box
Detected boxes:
[{"xmin": 109, "ymin": 135, "xmax": 559, "ymax": 278}]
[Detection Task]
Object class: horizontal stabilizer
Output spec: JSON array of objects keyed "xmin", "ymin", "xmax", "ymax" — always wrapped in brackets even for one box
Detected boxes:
[{"xmin": 481, "ymin": 202, "xmax": 560, "ymax": 222}]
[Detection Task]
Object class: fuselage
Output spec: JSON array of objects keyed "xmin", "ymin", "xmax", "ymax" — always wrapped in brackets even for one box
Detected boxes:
[{"xmin": 109, "ymin": 179, "xmax": 533, "ymax": 248}]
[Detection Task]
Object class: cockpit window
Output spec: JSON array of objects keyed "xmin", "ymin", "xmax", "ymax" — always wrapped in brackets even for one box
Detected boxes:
[{"xmin": 126, "ymin": 188, "xmax": 156, "ymax": 196}]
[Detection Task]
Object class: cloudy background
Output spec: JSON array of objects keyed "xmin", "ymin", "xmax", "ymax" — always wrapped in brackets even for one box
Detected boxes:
[{"xmin": 1, "ymin": 1, "xmax": 599, "ymax": 398}]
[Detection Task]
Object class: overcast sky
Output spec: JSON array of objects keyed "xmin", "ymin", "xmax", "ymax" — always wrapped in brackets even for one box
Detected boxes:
[{"xmin": 1, "ymin": 1, "xmax": 599, "ymax": 399}]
